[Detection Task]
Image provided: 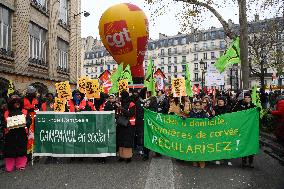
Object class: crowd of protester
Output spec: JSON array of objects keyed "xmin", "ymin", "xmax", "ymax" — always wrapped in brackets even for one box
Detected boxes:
[{"xmin": 0, "ymin": 86, "xmax": 284, "ymax": 172}]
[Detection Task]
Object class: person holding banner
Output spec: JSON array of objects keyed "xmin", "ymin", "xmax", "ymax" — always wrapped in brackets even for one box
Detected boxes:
[
  {"xmin": 181, "ymin": 96, "xmax": 191, "ymax": 116},
  {"xmin": 156, "ymin": 90, "xmax": 169, "ymax": 114},
  {"xmin": 168, "ymin": 96, "xmax": 182, "ymax": 116},
  {"xmin": 68, "ymin": 90, "xmax": 95, "ymax": 112},
  {"xmin": 3, "ymin": 94, "xmax": 31, "ymax": 172},
  {"xmin": 116, "ymin": 90, "xmax": 136, "ymax": 163},
  {"xmin": 234, "ymin": 92, "xmax": 257, "ymax": 168},
  {"xmin": 189, "ymin": 101, "xmax": 208, "ymax": 168},
  {"xmin": 212, "ymin": 96, "xmax": 233, "ymax": 166}
]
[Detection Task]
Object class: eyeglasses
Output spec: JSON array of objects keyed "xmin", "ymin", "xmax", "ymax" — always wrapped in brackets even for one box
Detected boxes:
[{"xmin": 202, "ymin": 102, "xmax": 207, "ymax": 104}]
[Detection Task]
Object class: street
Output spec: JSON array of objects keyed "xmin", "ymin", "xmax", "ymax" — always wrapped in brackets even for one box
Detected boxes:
[{"xmin": 0, "ymin": 149, "xmax": 283, "ymax": 189}]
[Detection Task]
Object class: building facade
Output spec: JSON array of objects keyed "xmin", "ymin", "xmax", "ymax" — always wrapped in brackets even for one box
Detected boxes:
[
  {"xmin": 0, "ymin": 0, "xmax": 82, "ymax": 94},
  {"xmin": 83, "ymin": 16, "xmax": 283, "ymax": 91}
]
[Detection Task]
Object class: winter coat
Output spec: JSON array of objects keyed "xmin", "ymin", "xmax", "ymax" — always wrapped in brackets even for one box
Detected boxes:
[
  {"xmin": 104, "ymin": 101, "xmax": 118, "ymax": 111},
  {"xmin": 157, "ymin": 96, "xmax": 169, "ymax": 114},
  {"xmin": 3, "ymin": 109, "xmax": 31, "ymax": 158},
  {"xmin": 213, "ymin": 105, "xmax": 231, "ymax": 116},
  {"xmin": 189, "ymin": 110, "xmax": 208, "ymax": 118},
  {"xmin": 116, "ymin": 98, "xmax": 136, "ymax": 148},
  {"xmin": 271, "ymin": 99, "xmax": 284, "ymax": 123}
]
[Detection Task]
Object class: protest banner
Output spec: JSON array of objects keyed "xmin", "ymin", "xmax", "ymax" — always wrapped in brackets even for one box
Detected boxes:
[
  {"xmin": 119, "ymin": 79, "xmax": 129, "ymax": 95},
  {"xmin": 55, "ymin": 81, "xmax": 72, "ymax": 100},
  {"xmin": 144, "ymin": 108, "xmax": 259, "ymax": 161},
  {"xmin": 34, "ymin": 111, "xmax": 116, "ymax": 157},
  {"xmin": 78, "ymin": 77, "xmax": 87, "ymax": 94},
  {"xmin": 54, "ymin": 97, "xmax": 66, "ymax": 112},
  {"xmin": 85, "ymin": 79, "xmax": 100, "ymax": 99},
  {"xmin": 172, "ymin": 78, "xmax": 186, "ymax": 97}
]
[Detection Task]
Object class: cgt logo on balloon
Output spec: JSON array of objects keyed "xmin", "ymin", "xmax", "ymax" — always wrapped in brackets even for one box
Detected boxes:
[{"xmin": 104, "ymin": 20, "xmax": 133, "ymax": 55}]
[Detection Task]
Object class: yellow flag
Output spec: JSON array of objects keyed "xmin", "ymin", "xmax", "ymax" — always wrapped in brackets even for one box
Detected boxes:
[
  {"xmin": 55, "ymin": 81, "xmax": 72, "ymax": 101},
  {"xmin": 54, "ymin": 97, "xmax": 66, "ymax": 112},
  {"xmin": 119, "ymin": 79, "xmax": 129, "ymax": 95},
  {"xmin": 172, "ymin": 78, "xmax": 186, "ymax": 97},
  {"xmin": 7, "ymin": 80, "xmax": 14, "ymax": 96}
]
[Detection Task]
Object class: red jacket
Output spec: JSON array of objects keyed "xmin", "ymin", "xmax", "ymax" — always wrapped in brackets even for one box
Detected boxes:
[
  {"xmin": 68, "ymin": 100, "xmax": 95, "ymax": 112},
  {"xmin": 272, "ymin": 99, "xmax": 284, "ymax": 122},
  {"xmin": 24, "ymin": 97, "xmax": 38, "ymax": 111}
]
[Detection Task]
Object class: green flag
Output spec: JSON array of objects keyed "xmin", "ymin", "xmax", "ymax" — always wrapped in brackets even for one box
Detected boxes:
[
  {"xmin": 109, "ymin": 63, "xmax": 123, "ymax": 93},
  {"xmin": 144, "ymin": 59, "xmax": 156, "ymax": 96},
  {"xmin": 252, "ymin": 86, "xmax": 264, "ymax": 118},
  {"xmin": 121, "ymin": 64, "xmax": 133, "ymax": 84},
  {"xmin": 215, "ymin": 37, "xmax": 240, "ymax": 73},
  {"xmin": 185, "ymin": 64, "xmax": 193, "ymax": 97}
]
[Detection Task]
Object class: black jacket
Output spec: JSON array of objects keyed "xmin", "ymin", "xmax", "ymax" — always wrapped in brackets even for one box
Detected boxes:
[{"xmin": 214, "ymin": 105, "xmax": 231, "ymax": 116}]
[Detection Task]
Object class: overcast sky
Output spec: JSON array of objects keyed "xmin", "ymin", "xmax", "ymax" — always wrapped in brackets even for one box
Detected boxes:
[{"xmin": 81, "ymin": 0, "xmax": 278, "ymax": 40}]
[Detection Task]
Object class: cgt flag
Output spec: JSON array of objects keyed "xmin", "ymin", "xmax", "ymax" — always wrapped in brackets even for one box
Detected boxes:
[{"xmin": 215, "ymin": 37, "xmax": 240, "ymax": 73}]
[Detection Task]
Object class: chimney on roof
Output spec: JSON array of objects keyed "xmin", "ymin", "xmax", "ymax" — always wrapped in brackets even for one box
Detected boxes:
[{"xmin": 254, "ymin": 14, "xmax": 259, "ymax": 22}]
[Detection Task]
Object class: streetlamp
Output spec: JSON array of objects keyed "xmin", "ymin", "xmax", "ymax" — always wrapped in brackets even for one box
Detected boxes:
[
  {"xmin": 199, "ymin": 59, "xmax": 206, "ymax": 90},
  {"xmin": 74, "ymin": 10, "xmax": 90, "ymax": 80}
]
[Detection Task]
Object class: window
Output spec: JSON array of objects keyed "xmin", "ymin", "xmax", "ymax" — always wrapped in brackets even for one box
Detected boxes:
[
  {"xmin": 57, "ymin": 38, "xmax": 69, "ymax": 71},
  {"xmin": 86, "ymin": 68, "xmax": 89, "ymax": 74},
  {"xmin": 100, "ymin": 66, "xmax": 103, "ymax": 72},
  {"xmin": 219, "ymin": 31, "xmax": 225, "ymax": 38},
  {"xmin": 181, "ymin": 37, "xmax": 186, "ymax": 45},
  {"xmin": 174, "ymin": 66, "xmax": 177, "ymax": 72},
  {"xmin": 211, "ymin": 41, "xmax": 215, "ymax": 49},
  {"xmin": 182, "ymin": 56, "xmax": 186, "ymax": 62},
  {"xmin": 193, "ymin": 34, "xmax": 198, "ymax": 42},
  {"xmin": 173, "ymin": 39, "xmax": 178, "ymax": 45},
  {"xmin": 168, "ymin": 48, "xmax": 172, "ymax": 55},
  {"xmin": 174, "ymin": 57, "xmax": 177, "ymax": 63},
  {"xmin": 203, "ymin": 43, "xmax": 208, "ymax": 50},
  {"xmin": 211, "ymin": 31, "xmax": 216, "ymax": 39},
  {"xmin": 161, "ymin": 49, "xmax": 164, "ymax": 55},
  {"xmin": 182, "ymin": 65, "xmax": 186, "ymax": 72},
  {"xmin": 174, "ymin": 47, "xmax": 177, "ymax": 54},
  {"xmin": 168, "ymin": 66, "xmax": 171, "ymax": 73},
  {"xmin": 161, "ymin": 67, "xmax": 164, "ymax": 72},
  {"xmin": 0, "ymin": 6, "xmax": 12, "ymax": 52},
  {"xmin": 194, "ymin": 73, "xmax": 198, "ymax": 81},
  {"xmin": 168, "ymin": 57, "xmax": 171, "ymax": 64},
  {"xmin": 59, "ymin": 0, "xmax": 68, "ymax": 24},
  {"xmin": 194, "ymin": 44, "xmax": 198, "ymax": 51},
  {"xmin": 101, "ymin": 59, "xmax": 104, "ymax": 64},
  {"xmin": 29, "ymin": 23, "xmax": 47, "ymax": 64},
  {"xmin": 35, "ymin": 0, "xmax": 48, "ymax": 7},
  {"xmin": 107, "ymin": 65, "xmax": 110, "ymax": 70},
  {"xmin": 220, "ymin": 41, "xmax": 225, "ymax": 49},
  {"xmin": 203, "ymin": 33, "xmax": 208, "ymax": 40},
  {"xmin": 203, "ymin": 53, "xmax": 207, "ymax": 60},
  {"xmin": 161, "ymin": 58, "xmax": 164, "ymax": 64},
  {"xmin": 194, "ymin": 54, "xmax": 198, "ymax": 61},
  {"xmin": 194, "ymin": 63, "xmax": 198, "ymax": 70},
  {"xmin": 211, "ymin": 52, "xmax": 215, "ymax": 59}
]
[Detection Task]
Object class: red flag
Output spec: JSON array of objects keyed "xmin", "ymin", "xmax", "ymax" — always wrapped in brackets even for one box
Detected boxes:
[{"xmin": 99, "ymin": 70, "xmax": 112, "ymax": 93}]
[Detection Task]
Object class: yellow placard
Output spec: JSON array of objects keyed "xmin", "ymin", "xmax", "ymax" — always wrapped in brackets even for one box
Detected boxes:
[
  {"xmin": 119, "ymin": 79, "xmax": 129, "ymax": 95},
  {"xmin": 55, "ymin": 81, "xmax": 72, "ymax": 100},
  {"xmin": 78, "ymin": 76, "xmax": 87, "ymax": 94},
  {"xmin": 54, "ymin": 97, "xmax": 66, "ymax": 112},
  {"xmin": 85, "ymin": 79, "xmax": 100, "ymax": 99},
  {"xmin": 7, "ymin": 80, "xmax": 14, "ymax": 96},
  {"xmin": 172, "ymin": 78, "xmax": 186, "ymax": 97}
]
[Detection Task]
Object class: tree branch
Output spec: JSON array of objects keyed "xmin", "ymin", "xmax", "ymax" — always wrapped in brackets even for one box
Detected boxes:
[{"xmin": 174, "ymin": 0, "xmax": 237, "ymax": 39}]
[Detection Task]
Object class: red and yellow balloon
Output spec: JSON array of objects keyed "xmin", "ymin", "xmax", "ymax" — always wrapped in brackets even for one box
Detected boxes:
[{"xmin": 99, "ymin": 3, "xmax": 149, "ymax": 79}]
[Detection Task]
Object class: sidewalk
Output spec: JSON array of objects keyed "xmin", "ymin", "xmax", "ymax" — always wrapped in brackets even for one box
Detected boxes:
[{"xmin": 260, "ymin": 131, "xmax": 284, "ymax": 165}]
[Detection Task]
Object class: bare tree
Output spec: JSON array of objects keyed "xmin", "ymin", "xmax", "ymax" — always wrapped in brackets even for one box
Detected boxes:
[
  {"xmin": 144, "ymin": 0, "xmax": 282, "ymax": 89},
  {"xmin": 248, "ymin": 18, "xmax": 284, "ymax": 90}
]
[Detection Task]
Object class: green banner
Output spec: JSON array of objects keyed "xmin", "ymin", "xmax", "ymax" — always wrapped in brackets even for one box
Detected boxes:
[
  {"xmin": 144, "ymin": 108, "xmax": 259, "ymax": 161},
  {"xmin": 34, "ymin": 111, "xmax": 116, "ymax": 157}
]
